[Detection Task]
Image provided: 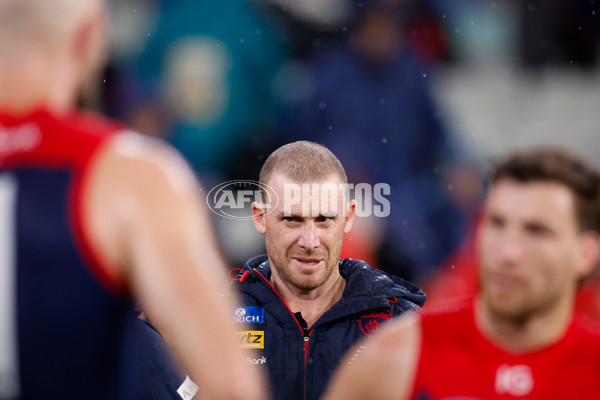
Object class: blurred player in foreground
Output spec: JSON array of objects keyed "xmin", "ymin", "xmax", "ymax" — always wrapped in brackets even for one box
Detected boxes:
[
  {"xmin": 324, "ymin": 148, "xmax": 600, "ymax": 400},
  {"xmin": 0, "ymin": 1, "xmax": 265, "ymax": 399}
]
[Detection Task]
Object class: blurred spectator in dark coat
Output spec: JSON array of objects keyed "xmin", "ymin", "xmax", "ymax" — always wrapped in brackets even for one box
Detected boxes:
[{"xmin": 285, "ymin": 0, "xmax": 481, "ymax": 281}]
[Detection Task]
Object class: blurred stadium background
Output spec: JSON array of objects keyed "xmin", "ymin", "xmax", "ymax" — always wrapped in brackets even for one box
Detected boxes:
[{"xmin": 97, "ymin": 0, "xmax": 599, "ymax": 315}]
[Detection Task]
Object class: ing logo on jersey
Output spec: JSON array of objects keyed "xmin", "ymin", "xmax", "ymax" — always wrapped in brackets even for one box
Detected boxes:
[{"xmin": 237, "ymin": 330, "xmax": 264, "ymax": 349}]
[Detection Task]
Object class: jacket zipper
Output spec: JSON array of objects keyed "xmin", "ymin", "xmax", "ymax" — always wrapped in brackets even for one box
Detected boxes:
[
  {"xmin": 254, "ymin": 271, "xmax": 317, "ymax": 400},
  {"xmin": 303, "ymin": 329, "xmax": 314, "ymax": 400}
]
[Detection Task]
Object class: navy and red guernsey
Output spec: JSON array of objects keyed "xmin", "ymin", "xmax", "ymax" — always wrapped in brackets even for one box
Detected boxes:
[
  {"xmin": 411, "ymin": 302, "xmax": 600, "ymax": 400},
  {"xmin": 0, "ymin": 109, "xmax": 139, "ymax": 400}
]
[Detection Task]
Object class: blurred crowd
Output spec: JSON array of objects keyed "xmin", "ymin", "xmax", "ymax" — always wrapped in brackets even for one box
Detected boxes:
[{"xmin": 98, "ymin": 0, "xmax": 599, "ymax": 310}]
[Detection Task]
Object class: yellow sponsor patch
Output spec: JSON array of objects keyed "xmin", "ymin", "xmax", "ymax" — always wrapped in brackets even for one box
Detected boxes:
[{"xmin": 237, "ymin": 330, "xmax": 264, "ymax": 349}]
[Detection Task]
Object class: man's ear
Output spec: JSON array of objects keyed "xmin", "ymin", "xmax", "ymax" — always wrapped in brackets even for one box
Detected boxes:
[
  {"xmin": 252, "ymin": 202, "xmax": 267, "ymax": 235},
  {"xmin": 72, "ymin": 6, "xmax": 107, "ymax": 87},
  {"xmin": 576, "ymin": 231, "xmax": 600, "ymax": 280},
  {"xmin": 343, "ymin": 199, "xmax": 357, "ymax": 234}
]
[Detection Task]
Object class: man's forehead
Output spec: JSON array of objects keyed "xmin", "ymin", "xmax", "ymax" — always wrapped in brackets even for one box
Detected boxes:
[
  {"xmin": 487, "ymin": 179, "xmax": 576, "ymax": 221},
  {"xmin": 264, "ymin": 173, "xmax": 349, "ymax": 217}
]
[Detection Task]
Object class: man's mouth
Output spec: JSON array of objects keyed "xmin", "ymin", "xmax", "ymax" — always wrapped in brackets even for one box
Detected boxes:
[
  {"xmin": 488, "ymin": 272, "xmax": 523, "ymax": 293},
  {"xmin": 293, "ymin": 257, "xmax": 323, "ymax": 266}
]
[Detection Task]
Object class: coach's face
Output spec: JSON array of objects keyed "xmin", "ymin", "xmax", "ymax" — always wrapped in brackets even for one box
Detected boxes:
[
  {"xmin": 252, "ymin": 173, "xmax": 355, "ymax": 291},
  {"xmin": 478, "ymin": 179, "xmax": 597, "ymax": 319}
]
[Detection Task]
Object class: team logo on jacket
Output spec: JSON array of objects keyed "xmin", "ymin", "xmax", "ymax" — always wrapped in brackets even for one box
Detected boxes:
[
  {"xmin": 233, "ymin": 307, "xmax": 264, "ymax": 324},
  {"xmin": 356, "ymin": 310, "xmax": 393, "ymax": 336},
  {"xmin": 237, "ymin": 330, "xmax": 264, "ymax": 349}
]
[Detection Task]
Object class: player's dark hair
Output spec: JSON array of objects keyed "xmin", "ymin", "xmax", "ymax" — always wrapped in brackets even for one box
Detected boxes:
[{"xmin": 492, "ymin": 147, "xmax": 600, "ymax": 233}]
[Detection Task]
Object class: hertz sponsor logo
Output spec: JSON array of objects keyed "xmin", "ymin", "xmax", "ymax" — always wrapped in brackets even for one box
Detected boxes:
[
  {"xmin": 237, "ymin": 331, "xmax": 264, "ymax": 349},
  {"xmin": 232, "ymin": 307, "xmax": 264, "ymax": 324}
]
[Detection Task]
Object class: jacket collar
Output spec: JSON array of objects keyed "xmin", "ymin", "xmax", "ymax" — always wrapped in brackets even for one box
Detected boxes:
[{"xmin": 234, "ymin": 254, "xmax": 425, "ymax": 319}]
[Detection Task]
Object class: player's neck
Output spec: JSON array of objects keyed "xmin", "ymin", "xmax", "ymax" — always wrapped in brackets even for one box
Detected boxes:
[
  {"xmin": 0, "ymin": 53, "xmax": 76, "ymax": 115},
  {"xmin": 475, "ymin": 293, "xmax": 574, "ymax": 353},
  {"xmin": 271, "ymin": 269, "xmax": 346, "ymax": 329}
]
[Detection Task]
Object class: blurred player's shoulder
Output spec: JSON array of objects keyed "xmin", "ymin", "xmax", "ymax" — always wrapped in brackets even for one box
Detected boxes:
[
  {"xmin": 0, "ymin": 109, "xmax": 121, "ymax": 167},
  {"xmin": 322, "ymin": 312, "xmax": 421, "ymax": 400},
  {"xmin": 93, "ymin": 127, "xmax": 195, "ymax": 187},
  {"xmin": 39, "ymin": 108, "xmax": 190, "ymax": 174},
  {"xmin": 374, "ymin": 311, "xmax": 422, "ymax": 345},
  {"xmin": 1, "ymin": 109, "xmax": 195, "ymax": 195}
]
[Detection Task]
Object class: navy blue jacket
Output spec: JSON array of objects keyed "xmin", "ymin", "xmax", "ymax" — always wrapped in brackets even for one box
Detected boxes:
[
  {"xmin": 231, "ymin": 254, "xmax": 426, "ymax": 400},
  {"xmin": 136, "ymin": 319, "xmax": 186, "ymax": 400}
]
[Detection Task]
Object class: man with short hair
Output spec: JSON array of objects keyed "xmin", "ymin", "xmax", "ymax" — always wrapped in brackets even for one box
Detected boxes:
[
  {"xmin": 0, "ymin": 1, "xmax": 265, "ymax": 399},
  {"xmin": 324, "ymin": 148, "xmax": 600, "ymax": 400},
  {"xmin": 230, "ymin": 140, "xmax": 425, "ymax": 400}
]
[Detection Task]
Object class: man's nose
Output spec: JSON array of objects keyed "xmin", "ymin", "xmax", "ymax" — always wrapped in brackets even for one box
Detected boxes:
[
  {"xmin": 496, "ymin": 230, "xmax": 525, "ymax": 267},
  {"xmin": 297, "ymin": 222, "xmax": 320, "ymax": 250}
]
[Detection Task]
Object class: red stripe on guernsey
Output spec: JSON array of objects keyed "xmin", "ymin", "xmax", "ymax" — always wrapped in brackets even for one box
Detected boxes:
[
  {"xmin": 0, "ymin": 109, "xmax": 129, "ymax": 295},
  {"xmin": 0, "ymin": 109, "xmax": 122, "ymax": 168},
  {"xmin": 70, "ymin": 134, "xmax": 129, "ymax": 295}
]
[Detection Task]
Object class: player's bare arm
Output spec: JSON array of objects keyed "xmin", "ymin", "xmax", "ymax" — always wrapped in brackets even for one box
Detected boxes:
[
  {"xmin": 83, "ymin": 133, "xmax": 267, "ymax": 400},
  {"xmin": 323, "ymin": 312, "xmax": 421, "ymax": 400}
]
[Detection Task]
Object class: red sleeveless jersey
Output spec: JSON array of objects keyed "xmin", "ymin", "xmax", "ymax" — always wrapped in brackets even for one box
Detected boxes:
[
  {"xmin": 412, "ymin": 302, "xmax": 600, "ymax": 400},
  {"xmin": 0, "ymin": 109, "xmax": 139, "ymax": 399}
]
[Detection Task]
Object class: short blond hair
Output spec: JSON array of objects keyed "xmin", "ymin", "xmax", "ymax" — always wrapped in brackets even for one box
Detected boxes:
[{"xmin": 259, "ymin": 141, "xmax": 348, "ymax": 187}]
